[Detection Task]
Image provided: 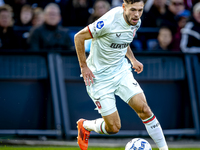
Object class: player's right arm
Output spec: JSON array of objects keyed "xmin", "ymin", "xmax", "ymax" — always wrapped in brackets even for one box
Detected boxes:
[{"xmin": 74, "ymin": 27, "xmax": 95, "ymax": 86}]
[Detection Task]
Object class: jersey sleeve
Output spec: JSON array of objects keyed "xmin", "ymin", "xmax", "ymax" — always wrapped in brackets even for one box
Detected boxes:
[{"xmin": 88, "ymin": 17, "xmax": 111, "ymax": 38}]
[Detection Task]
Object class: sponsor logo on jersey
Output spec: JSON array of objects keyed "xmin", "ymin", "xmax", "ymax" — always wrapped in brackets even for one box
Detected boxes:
[
  {"xmin": 110, "ymin": 43, "xmax": 129, "ymax": 49},
  {"xmin": 96, "ymin": 21, "xmax": 104, "ymax": 29},
  {"xmin": 133, "ymin": 82, "xmax": 138, "ymax": 86},
  {"xmin": 116, "ymin": 33, "xmax": 121, "ymax": 37}
]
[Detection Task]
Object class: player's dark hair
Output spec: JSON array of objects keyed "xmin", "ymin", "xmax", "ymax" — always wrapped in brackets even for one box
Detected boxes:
[{"xmin": 123, "ymin": 0, "xmax": 147, "ymax": 4}]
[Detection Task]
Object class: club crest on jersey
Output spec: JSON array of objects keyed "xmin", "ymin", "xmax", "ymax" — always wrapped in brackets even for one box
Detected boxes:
[
  {"xmin": 96, "ymin": 21, "xmax": 104, "ymax": 29},
  {"xmin": 95, "ymin": 101, "xmax": 102, "ymax": 109},
  {"xmin": 133, "ymin": 29, "xmax": 136, "ymax": 37}
]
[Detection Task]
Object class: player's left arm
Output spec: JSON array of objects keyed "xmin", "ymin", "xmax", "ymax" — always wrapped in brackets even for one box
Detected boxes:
[{"xmin": 126, "ymin": 46, "xmax": 143, "ymax": 74}]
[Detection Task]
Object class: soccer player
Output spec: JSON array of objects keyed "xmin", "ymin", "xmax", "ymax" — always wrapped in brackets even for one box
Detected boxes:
[{"xmin": 74, "ymin": 0, "xmax": 169, "ymax": 150}]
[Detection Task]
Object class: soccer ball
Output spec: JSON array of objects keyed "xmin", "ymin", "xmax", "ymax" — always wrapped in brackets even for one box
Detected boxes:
[{"xmin": 125, "ymin": 138, "xmax": 152, "ymax": 150}]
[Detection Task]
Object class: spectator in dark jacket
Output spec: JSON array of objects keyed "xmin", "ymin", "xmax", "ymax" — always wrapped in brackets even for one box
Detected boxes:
[
  {"xmin": 171, "ymin": 10, "xmax": 190, "ymax": 51},
  {"xmin": 162, "ymin": 0, "xmax": 185, "ymax": 34},
  {"xmin": 31, "ymin": 7, "xmax": 44, "ymax": 27},
  {"xmin": 62, "ymin": 0, "xmax": 93, "ymax": 27},
  {"xmin": 14, "ymin": 4, "xmax": 33, "ymax": 50},
  {"xmin": 148, "ymin": 26, "xmax": 173, "ymax": 51},
  {"xmin": 27, "ymin": 3, "xmax": 73, "ymax": 51},
  {"xmin": 15, "ymin": 4, "xmax": 33, "ymax": 27},
  {"xmin": 142, "ymin": 0, "xmax": 168, "ymax": 27},
  {"xmin": 180, "ymin": 2, "xmax": 200, "ymax": 53},
  {"xmin": 87, "ymin": 0, "xmax": 110, "ymax": 24},
  {"xmin": 0, "ymin": 4, "xmax": 18, "ymax": 49}
]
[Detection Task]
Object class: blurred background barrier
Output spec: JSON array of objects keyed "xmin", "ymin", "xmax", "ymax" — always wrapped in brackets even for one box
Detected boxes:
[
  {"xmin": 0, "ymin": 51, "xmax": 199, "ymax": 140},
  {"xmin": 0, "ymin": 52, "xmax": 62, "ymax": 139}
]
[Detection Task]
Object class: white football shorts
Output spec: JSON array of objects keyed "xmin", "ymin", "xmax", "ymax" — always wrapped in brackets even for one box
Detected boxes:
[{"xmin": 86, "ymin": 68, "xmax": 143, "ymax": 116}]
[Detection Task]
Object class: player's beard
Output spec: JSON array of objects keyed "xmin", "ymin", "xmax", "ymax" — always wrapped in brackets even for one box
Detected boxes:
[{"xmin": 124, "ymin": 13, "xmax": 138, "ymax": 26}]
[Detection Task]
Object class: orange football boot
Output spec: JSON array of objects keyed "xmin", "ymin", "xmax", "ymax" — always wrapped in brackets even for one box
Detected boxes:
[{"xmin": 77, "ymin": 119, "xmax": 91, "ymax": 150}]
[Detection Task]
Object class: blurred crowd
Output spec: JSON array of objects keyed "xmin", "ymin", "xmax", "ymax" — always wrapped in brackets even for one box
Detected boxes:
[{"xmin": 0, "ymin": 0, "xmax": 199, "ymax": 52}]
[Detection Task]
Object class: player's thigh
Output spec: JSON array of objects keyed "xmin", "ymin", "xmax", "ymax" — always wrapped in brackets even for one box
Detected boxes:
[
  {"xmin": 128, "ymin": 92, "xmax": 147, "ymax": 110},
  {"xmin": 128, "ymin": 93, "xmax": 152, "ymax": 120}
]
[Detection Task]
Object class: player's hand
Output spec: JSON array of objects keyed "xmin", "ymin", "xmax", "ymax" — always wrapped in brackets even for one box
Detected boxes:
[
  {"xmin": 81, "ymin": 66, "xmax": 95, "ymax": 86},
  {"xmin": 132, "ymin": 59, "xmax": 143, "ymax": 74}
]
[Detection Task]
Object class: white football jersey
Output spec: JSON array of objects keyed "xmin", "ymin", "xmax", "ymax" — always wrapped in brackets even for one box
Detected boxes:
[{"xmin": 87, "ymin": 6, "xmax": 141, "ymax": 79}]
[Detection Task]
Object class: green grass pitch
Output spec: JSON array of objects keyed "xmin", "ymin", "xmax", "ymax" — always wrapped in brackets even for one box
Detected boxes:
[{"xmin": 0, "ymin": 147, "xmax": 199, "ymax": 150}]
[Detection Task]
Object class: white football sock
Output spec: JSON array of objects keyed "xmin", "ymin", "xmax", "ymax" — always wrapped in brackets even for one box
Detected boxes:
[
  {"xmin": 83, "ymin": 118, "xmax": 109, "ymax": 135},
  {"xmin": 143, "ymin": 114, "xmax": 168, "ymax": 150},
  {"xmin": 159, "ymin": 145, "xmax": 169, "ymax": 150}
]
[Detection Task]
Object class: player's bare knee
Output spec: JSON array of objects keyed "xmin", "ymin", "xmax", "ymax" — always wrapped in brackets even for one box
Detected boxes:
[
  {"xmin": 107, "ymin": 126, "xmax": 120, "ymax": 134},
  {"xmin": 106, "ymin": 124, "xmax": 121, "ymax": 134},
  {"xmin": 139, "ymin": 103, "xmax": 152, "ymax": 120},
  {"xmin": 115, "ymin": 122, "xmax": 121, "ymax": 133}
]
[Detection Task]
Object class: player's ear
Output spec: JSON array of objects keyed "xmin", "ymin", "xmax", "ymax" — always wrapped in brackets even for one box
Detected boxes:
[{"xmin": 122, "ymin": 3, "xmax": 126, "ymax": 11}]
